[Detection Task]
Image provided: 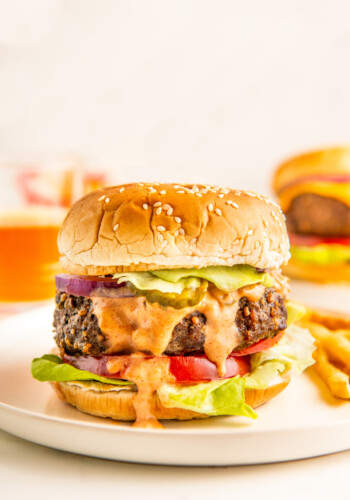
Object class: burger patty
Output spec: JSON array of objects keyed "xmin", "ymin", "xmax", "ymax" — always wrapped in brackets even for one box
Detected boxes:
[
  {"xmin": 54, "ymin": 288, "xmax": 287, "ymax": 357},
  {"xmin": 286, "ymin": 193, "xmax": 350, "ymax": 237}
]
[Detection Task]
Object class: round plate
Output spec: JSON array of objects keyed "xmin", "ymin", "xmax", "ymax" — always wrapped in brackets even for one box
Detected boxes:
[{"xmin": 0, "ymin": 304, "xmax": 350, "ymax": 466}]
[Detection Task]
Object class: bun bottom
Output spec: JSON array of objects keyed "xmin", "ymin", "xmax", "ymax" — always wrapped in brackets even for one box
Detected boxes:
[
  {"xmin": 52, "ymin": 376, "xmax": 290, "ymax": 422},
  {"xmin": 283, "ymin": 258, "xmax": 350, "ymax": 283}
]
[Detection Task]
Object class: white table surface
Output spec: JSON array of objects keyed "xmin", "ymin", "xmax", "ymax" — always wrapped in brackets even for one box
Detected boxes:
[
  {"xmin": 1, "ymin": 428, "xmax": 350, "ymax": 500},
  {"xmin": 1, "ymin": 280, "xmax": 350, "ymax": 499}
]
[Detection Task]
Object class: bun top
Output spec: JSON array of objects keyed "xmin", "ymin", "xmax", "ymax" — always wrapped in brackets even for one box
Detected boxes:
[
  {"xmin": 274, "ymin": 147, "xmax": 350, "ymax": 194},
  {"xmin": 58, "ymin": 183, "xmax": 290, "ymax": 275}
]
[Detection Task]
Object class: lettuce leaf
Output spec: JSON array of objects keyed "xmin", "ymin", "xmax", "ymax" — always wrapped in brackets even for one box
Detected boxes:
[
  {"xmin": 113, "ymin": 265, "xmax": 273, "ymax": 294},
  {"xmin": 245, "ymin": 324, "xmax": 315, "ymax": 389},
  {"xmin": 112, "ymin": 271, "xmax": 202, "ymax": 294},
  {"xmin": 158, "ymin": 324, "xmax": 315, "ymax": 416},
  {"xmin": 32, "ymin": 324, "xmax": 315, "ymax": 420},
  {"xmin": 291, "ymin": 244, "xmax": 350, "ymax": 265},
  {"xmin": 31, "ymin": 354, "xmax": 132, "ymax": 386},
  {"xmin": 158, "ymin": 376, "xmax": 257, "ymax": 419},
  {"xmin": 286, "ymin": 301, "xmax": 307, "ymax": 326}
]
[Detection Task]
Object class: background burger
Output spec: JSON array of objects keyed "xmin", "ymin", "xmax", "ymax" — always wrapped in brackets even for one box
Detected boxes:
[
  {"xmin": 274, "ymin": 147, "xmax": 350, "ymax": 283},
  {"xmin": 32, "ymin": 183, "xmax": 314, "ymax": 428}
]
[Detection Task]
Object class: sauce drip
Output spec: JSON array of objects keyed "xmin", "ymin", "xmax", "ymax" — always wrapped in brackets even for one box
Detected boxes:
[
  {"xmin": 92, "ymin": 282, "xmax": 267, "ymax": 426},
  {"xmin": 93, "ymin": 296, "xmax": 190, "ymax": 356}
]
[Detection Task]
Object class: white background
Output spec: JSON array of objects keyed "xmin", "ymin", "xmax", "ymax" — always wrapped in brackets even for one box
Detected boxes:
[
  {"xmin": 1, "ymin": 0, "xmax": 350, "ymax": 193},
  {"xmin": 1, "ymin": 1, "xmax": 350, "ymax": 498}
]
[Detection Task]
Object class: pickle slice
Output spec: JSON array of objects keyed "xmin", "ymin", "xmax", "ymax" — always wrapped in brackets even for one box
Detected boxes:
[{"xmin": 127, "ymin": 280, "xmax": 208, "ymax": 309}]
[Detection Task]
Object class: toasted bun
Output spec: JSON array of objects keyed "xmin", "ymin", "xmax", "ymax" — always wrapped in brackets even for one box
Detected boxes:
[
  {"xmin": 58, "ymin": 183, "xmax": 289, "ymax": 274},
  {"xmin": 274, "ymin": 147, "xmax": 350, "ymax": 195},
  {"xmin": 283, "ymin": 257, "xmax": 350, "ymax": 284},
  {"xmin": 52, "ymin": 375, "xmax": 290, "ymax": 422}
]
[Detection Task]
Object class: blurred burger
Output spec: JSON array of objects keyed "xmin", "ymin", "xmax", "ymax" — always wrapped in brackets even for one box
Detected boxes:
[
  {"xmin": 274, "ymin": 147, "xmax": 350, "ymax": 283},
  {"xmin": 31, "ymin": 183, "xmax": 314, "ymax": 428}
]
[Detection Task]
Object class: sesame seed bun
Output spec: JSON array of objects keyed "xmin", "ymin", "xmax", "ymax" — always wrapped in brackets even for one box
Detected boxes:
[
  {"xmin": 52, "ymin": 375, "xmax": 290, "ymax": 422},
  {"xmin": 274, "ymin": 147, "xmax": 350, "ymax": 196},
  {"xmin": 283, "ymin": 258, "xmax": 350, "ymax": 284},
  {"xmin": 58, "ymin": 183, "xmax": 290, "ymax": 274}
]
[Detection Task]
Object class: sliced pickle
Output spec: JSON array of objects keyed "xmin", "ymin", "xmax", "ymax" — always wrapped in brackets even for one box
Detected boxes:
[{"xmin": 127, "ymin": 281, "xmax": 208, "ymax": 309}]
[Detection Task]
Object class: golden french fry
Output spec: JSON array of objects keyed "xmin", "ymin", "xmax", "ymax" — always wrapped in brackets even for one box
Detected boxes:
[
  {"xmin": 321, "ymin": 334, "xmax": 350, "ymax": 368},
  {"xmin": 307, "ymin": 308, "xmax": 350, "ymax": 331},
  {"xmin": 313, "ymin": 348, "xmax": 350, "ymax": 399},
  {"xmin": 336, "ymin": 329, "xmax": 350, "ymax": 341}
]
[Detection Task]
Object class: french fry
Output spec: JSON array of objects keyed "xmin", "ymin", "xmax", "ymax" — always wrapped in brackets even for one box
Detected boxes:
[
  {"xmin": 306, "ymin": 308, "xmax": 350, "ymax": 331},
  {"xmin": 313, "ymin": 348, "xmax": 350, "ymax": 399},
  {"xmin": 299, "ymin": 311, "xmax": 350, "ymax": 400}
]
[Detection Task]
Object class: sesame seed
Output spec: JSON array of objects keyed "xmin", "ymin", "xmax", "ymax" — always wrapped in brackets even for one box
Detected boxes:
[
  {"xmin": 156, "ymin": 207, "xmax": 162, "ymax": 215},
  {"xmin": 218, "ymin": 193, "xmax": 224, "ymax": 198},
  {"xmin": 160, "ymin": 190, "xmax": 166, "ymax": 194},
  {"xmin": 98, "ymin": 195, "xmax": 106, "ymax": 201},
  {"xmin": 139, "ymin": 183, "xmax": 144, "ymax": 186},
  {"xmin": 153, "ymin": 201, "xmax": 162, "ymax": 207},
  {"xmin": 167, "ymin": 208, "xmax": 173, "ymax": 215},
  {"xmin": 157, "ymin": 225, "xmax": 166, "ymax": 232},
  {"xmin": 105, "ymin": 197, "xmax": 110, "ymax": 203},
  {"xmin": 120, "ymin": 187, "xmax": 125, "ymax": 192},
  {"xmin": 177, "ymin": 191, "xmax": 185, "ymax": 194},
  {"xmin": 215, "ymin": 208, "xmax": 222, "ymax": 216},
  {"xmin": 163, "ymin": 204, "xmax": 171, "ymax": 210},
  {"xmin": 195, "ymin": 193, "xmax": 202, "ymax": 197},
  {"xmin": 142, "ymin": 204, "xmax": 148, "ymax": 210},
  {"xmin": 208, "ymin": 204, "xmax": 214, "ymax": 212},
  {"xmin": 174, "ymin": 229, "xmax": 179, "ymax": 237},
  {"xmin": 247, "ymin": 229, "xmax": 253, "ymax": 235},
  {"xmin": 175, "ymin": 216, "xmax": 182, "ymax": 224},
  {"xmin": 232, "ymin": 202, "xmax": 239, "ymax": 209},
  {"xmin": 192, "ymin": 186, "xmax": 199, "ymax": 192},
  {"xmin": 113, "ymin": 224, "xmax": 119, "ymax": 231},
  {"xmin": 157, "ymin": 234, "xmax": 164, "ymax": 242},
  {"xmin": 179, "ymin": 228, "xmax": 185, "ymax": 235}
]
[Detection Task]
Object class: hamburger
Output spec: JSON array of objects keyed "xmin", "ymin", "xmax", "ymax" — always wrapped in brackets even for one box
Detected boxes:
[
  {"xmin": 274, "ymin": 147, "xmax": 350, "ymax": 283},
  {"xmin": 31, "ymin": 183, "xmax": 314, "ymax": 428}
]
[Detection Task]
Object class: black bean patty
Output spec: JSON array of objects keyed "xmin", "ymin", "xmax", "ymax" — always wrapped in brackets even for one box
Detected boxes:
[
  {"xmin": 286, "ymin": 193, "xmax": 350, "ymax": 237},
  {"xmin": 54, "ymin": 288, "xmax": 287, "ymax": 357},
  {"xmin": 54, "ymin": 293, "xmax": 108, "ymax": 356}
]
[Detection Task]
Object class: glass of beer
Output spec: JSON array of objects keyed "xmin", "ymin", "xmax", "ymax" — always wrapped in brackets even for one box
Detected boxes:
[{"xmin": 0, "ymin": 157, "xmax": 106, "ymax": 312}]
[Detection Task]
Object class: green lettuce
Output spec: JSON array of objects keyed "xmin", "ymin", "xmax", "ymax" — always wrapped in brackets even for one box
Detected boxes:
[
  {"xmin": 113, "ymin": 265, "xmax": 273, "ymax": 294},
  {"xmin": 158, "ymin": 376, "xmax": 257, "ymax": 419},
  {"xmin": 31, "ymin": 354, "xmax": 133, "ymax": 386},
  {"xmin": 112, "ymin": 271, "xmax": 202, "ymax": 294},
  {"xmin": 32, "ymin": 320, "xmax": 314, "ymax": 420},
  {"xmin": 286, "ymin": 301, "xmax": 307, "ymax": 326},
  {"xmin": 292, "ymin": 244, "xmax": 350, "ymax": 265},
  {"xmin": 245, "ymin": 324, "xmax": 315, "ymax": 389},
  {"xmin": 158, "ymin": 324, "xmax": 315, "ymax": 416}
]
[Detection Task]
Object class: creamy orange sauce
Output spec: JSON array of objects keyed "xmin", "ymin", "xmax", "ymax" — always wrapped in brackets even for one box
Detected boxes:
[
  {"xmin": 93, "ymin": 296, "xmax": 190, "ymax": 356},
  {"xmin": 92, "ymin": 282, "xmax": 267, "ymax": 426},
  {"xmin": 269, "ymin": 269, "xmax": 290, "ymax": 298},
  {"xmin": 126, "ymin": 355, "xmax": 174, "ymax": 428}
]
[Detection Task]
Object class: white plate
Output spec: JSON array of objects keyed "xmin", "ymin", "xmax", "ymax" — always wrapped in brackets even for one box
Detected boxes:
[{"xmin": 0, "ymin": 304, "xmax": 350, "ymax": 466}]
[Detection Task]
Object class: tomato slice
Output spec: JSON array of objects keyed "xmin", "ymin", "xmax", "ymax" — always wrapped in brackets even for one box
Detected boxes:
[
  {"xmin": 62, "ymin": 330, "xmax": 285, "ymax": 383},
  {"xmin": 168, "ymin": 355, "xmax": 250, "ymax": 382},
  {"xmin": 289, "ymin": 232, "xmax": 350, "ymax": 247},
  {"xmin": 230, "ymin": 330, "xmax": 284, "ymax": 357},
  {"xmin": 62, "ymin": 352, "xmax": 250, "ymax": 383}
]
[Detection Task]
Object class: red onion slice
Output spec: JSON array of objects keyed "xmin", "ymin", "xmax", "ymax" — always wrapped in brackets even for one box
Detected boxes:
[{"xmin": 55, "ymin": 274, "xmax": 135, "ymax": 298}]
